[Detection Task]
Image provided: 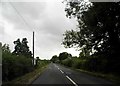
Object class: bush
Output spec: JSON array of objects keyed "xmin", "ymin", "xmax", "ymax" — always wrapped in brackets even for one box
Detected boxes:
[
  {"xmin": 82, "ymin": 56, "xmax": 108, "ymax": 72},
  {"xmin": 60, "ymin": 55, "xmax": 109, "ymax": 73},
  {"xmin": 61, "ymin": 57, "xmax": 87, "ymax": 69},
  {"xmin": 36, "ymin": 60, "xmax": 50, "ymax": 68},
  {"xmin": 61, "ymin": 58, "xmax": 72, "ymax": 67},
  {"xmin": 2, "ymin": 52, "xmax": 33, "ymax": 81},
  {"xmin": 72, "ymin": 58, "xmax": 81, "ymax": 69}
]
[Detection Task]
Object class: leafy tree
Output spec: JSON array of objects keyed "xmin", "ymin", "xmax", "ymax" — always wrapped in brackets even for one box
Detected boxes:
[
  {"xmin": 59, "ymin": 52, "xmax": 72, "ymax": 61},
  {"xmin": 12, "ymin": 39, "xmax": 21, "ymax": 55},
  {"xmin": 2, "ymin": 42, "xmax": 33, "ymax": 81},
  {"xmin": 13, "ymin": 38, "xmax": 32, "ymax": 58},
  {"xmin": 79, "ymin": 51, "xmax": 85, "ymax": 58},
  {"xmin": 62, "ymin": 1, "xmax": 120, "ymax": 73},
  {"xmin": 51, "ymin": 55, "xmax": 59, "ymax": 63},
  {"xmin": 2, "ymin": 44, "xmax": 11, "ymax": 53},
  {"xmin": 63, "ymin": 1, "xmax": 120, "ymax": 56},
  {"xmin": 62, "ymin": 58, "xmax": 72, "ymax": 67}
]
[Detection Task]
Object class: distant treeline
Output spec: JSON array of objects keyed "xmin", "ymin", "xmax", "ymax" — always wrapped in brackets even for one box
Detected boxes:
[{"xmin": 51, "ymin": 51, "xmax": 119, "ymax": 75}]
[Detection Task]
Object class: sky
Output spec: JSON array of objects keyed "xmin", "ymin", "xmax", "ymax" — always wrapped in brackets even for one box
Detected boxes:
[{"xmin": 0, "ymin": 0, "xmax": 80, "ymax": 60}]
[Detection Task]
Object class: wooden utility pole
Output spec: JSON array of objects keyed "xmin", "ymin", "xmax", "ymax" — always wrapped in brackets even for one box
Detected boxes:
[{"xmin": 33, "ymin": 31, "xmax": 34, "ymax": 65}]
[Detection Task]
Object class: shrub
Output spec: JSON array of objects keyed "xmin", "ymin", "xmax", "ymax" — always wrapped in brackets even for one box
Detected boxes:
[
  {"xmin": 82, "ymin": 56, "xmax": 108, "ymax": 72},
  {"xmin": 72, "ymin": 58, "xmax": 81, "ymax": 69},
  {"xmin": 61, "ymin": 58, "xmax": 72, "ymax": 67},
  {"xmin": 2, "ymin": 52, "xmax": 33, "ymax": 81}
]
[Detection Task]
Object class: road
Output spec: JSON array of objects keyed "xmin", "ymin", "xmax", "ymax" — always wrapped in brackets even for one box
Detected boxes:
[{"xmin": 32, "ymin": 63, "xmax": 113, "ymax": 85}]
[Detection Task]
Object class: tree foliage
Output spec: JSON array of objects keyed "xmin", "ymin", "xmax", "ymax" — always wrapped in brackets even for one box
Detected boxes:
[
  {"xmin": 62, "ymin": 1, "xmax": 120, "ymax": 73},
  {"xmin": 59, "ymin": 52, "xmax": 72, "ymax": 61},
  {"xmin": 2, "ymin": 44, "xmax": 11, "ymax": 53},
  {"xmin": 51, "ymin": 55, "xmax": 59, "ymax": 63},
  {"xmin": 12, "ymin": 38, "xmax": 32, "ymax": 58},
  {"xmin": 2, "ymin": 38, "xmax": 33, "ymax": 81},
  {"xmin": 63, "ymin": 1, "xmax": 120, "ymax": 57}
]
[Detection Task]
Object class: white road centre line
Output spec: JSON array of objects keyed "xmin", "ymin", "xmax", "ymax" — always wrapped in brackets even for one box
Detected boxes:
[
  {"xmin": 60, "ymin": 70, "xmax": 64, "ymax": 74},
  {"xmin": 66, "ymin": 76, "xmax": 78, "ymax": 86},
  {"xmin": 54, "ymin": 64, "xmax": 58, "ymax": 68}
]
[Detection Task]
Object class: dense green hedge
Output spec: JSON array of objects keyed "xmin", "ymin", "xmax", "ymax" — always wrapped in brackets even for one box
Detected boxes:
[
  {"xmin": 84, "ymin": 56, "xmax": 108, "ymax": 72},
  {"xmin": 61, "ymin": 58, "xmax": 72, "ymax": 67},
  {"xmin": 36, "ymin": 60, "xmax": 50, "ymax": 68},
  {"xmin": 61, "ymin": 56, "xmax": 109, "ymax": 73},
  {"xmin": 2, "ymin": 52, "xmax": 34, "ymax": 81}
]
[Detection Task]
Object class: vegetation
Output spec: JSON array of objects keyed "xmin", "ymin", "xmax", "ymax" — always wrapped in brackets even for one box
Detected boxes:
[
  {"xmin": 3, "ymin": 60, "xmax": 50, "ymax": 85},
  {"xmin": 12, "ymin": 38, "xmax": 32, "ymax": 58},
  {"xmin": 2, "ymin": 38, "xmax": 50, "ymax": 84},
  {"xmin": 2, "ymin": 38, "xmax": 34, "ymax": 82},
  {"xmin": 61, "ymin": 0, "xmax": 120, "ymax": 74},
  {"xmin": 51, "ymin": 1, "xmax": 120, "ymax": 83},
  {"xmin": 51, "ymin": 52, "xmax": 72, "ymax": 63},
  {"xmin": 51, "ymin": 55, "xmax": 59, "ymax": 63},
  {"xmin": 59, "ymin": 52, "xmax": 72, "ymax": 61},
  {"xmin": 51, "ymin": 52, "xmax": 120, "ymax": 83}
]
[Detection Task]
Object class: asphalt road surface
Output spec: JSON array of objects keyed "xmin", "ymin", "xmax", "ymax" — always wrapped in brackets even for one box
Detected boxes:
[{"xmin": 32, "ymin": 63, "xmax": 113, "ymax": 85}]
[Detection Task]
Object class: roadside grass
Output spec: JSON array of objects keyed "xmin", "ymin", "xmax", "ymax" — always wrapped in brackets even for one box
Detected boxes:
[
  {"xmin": 3, "ymin": 61, "xmax": 50, "ymax": 85},
  {"xmin": 76, "ymin": 69, "xmax": 120, "ymax": 84},
  {"xmin": 59, "ymin": 63, "xmax": 120, "ymax": 84}
]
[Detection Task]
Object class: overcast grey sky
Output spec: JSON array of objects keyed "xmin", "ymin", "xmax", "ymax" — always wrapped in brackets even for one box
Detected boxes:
[{"xmin": 0, "ymin": 0, "xmax": 80, "ymax": 59}]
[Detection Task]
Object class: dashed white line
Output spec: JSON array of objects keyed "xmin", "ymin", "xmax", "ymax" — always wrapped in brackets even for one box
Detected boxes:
[
  {"xmin": 60, "ymin": 70, "xmax": 64, "ymax": 74},
  {"xmin": 54, "ymin": 64, "xmax": 59, "ymax": 69},
  {"xmin": 54, "ymin": 64, "xmax": 77, "ymax": 86},
  {"xmin": 66, "ymin": 76, "xmax": 78, "ymax": 86}
]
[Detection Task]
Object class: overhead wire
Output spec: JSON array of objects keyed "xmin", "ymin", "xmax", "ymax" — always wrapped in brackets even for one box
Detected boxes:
[{"xmin": 8, "ymin": 0, "xmax": 33, "ymax": 30}]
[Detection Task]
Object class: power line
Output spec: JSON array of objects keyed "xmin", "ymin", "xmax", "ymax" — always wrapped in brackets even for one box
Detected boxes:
[
  {"xmin": 8, "ymin": 0, "xmax": 33, "ymax": 30},
  {"xmin": 8, "ymin": 0, "xmax": 35, "ymax": 64}
]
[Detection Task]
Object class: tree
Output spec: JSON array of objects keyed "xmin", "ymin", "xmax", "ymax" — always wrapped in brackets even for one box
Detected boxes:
[
  {"xmin": 63, "ymin": 1, "xmax": 120, "ymax": 57},
  {"xmin": 62, "ymin": 1, "xmax": 120, "ymax": 73},
  {"xmin": 59, "ymin": 52, "xmax": 72, "ymax": 61},
  {"xmin": 21, "ymin": 38, "xmax": 32, "ymax": 58},
  {"xmin": 2, "ymin": 42, "xmax": 33, "ymax": 81},
  {"xmin": 12, "ymin": 38, "xmax": 32, "ymax": 58},
  {"xmin": 2, "ymin": 44, "xmax": 11, "ymax": 53},
  {"xmin": 51, "ymin": 55, "xmax": 59, "ymax": 63}
]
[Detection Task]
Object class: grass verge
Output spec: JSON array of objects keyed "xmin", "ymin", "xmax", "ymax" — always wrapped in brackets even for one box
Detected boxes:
[
  {"xmin": 76, "ymin": 69, "xmax": 120, "ymax": 84},
  {"xmin": 59, "ymin": 63, "xmax": 120, "ymax": 84},
  {"xmin": 3, "ymin": 62, "xmax": 50, "ymax": 85}
]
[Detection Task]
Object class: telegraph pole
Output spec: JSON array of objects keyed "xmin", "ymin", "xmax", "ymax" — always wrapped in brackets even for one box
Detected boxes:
[{"xmin": 33, "ymin": 31, "xmax": 34, "ymax": 65}]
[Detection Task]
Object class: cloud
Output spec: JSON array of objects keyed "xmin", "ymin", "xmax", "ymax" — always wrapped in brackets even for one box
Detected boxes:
[
  {"xmin": 1, "ymin": 1, "xmax": 80, "ymax": 59},
  {"xmin": 2, "ymin": 2, "xmax": 47, "ymax": 31},
  {"xmin": 0, "ymin": 23, "xmax": 4, "ymax": 35}
]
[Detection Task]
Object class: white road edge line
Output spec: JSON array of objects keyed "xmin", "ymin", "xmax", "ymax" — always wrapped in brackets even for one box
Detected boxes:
[
  {"xmin": 60, "ymin": 70, "xmax": 64, "ymax": 74},
  {"xmin": 66, "ymin": 76, "xmax": 78, "ymax": 86}
]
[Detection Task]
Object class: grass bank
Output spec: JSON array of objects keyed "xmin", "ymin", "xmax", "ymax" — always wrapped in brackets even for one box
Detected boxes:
[
  {"xmin": 76, "ymin": 69, "xmax": 120, "ymax": 84},
  {"xmin": 2, "ymin": 60, "xmax": 50, "ymax": 85},
  {"xmin": 59, "ymin": 63, "xmax": 120, "ymax": 85}
]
